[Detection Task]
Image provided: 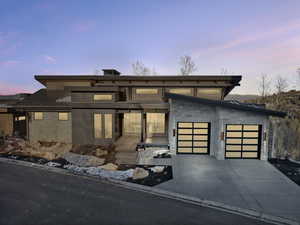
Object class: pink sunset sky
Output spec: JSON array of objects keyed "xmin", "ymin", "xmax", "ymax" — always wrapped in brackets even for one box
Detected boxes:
[{"xmin": 1, "ymin": 0, "xmax": 300, "ymax": 95}]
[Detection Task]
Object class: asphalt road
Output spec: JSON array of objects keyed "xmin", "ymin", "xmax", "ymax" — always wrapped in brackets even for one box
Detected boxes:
[{"xmin": 0, "ymin": 162, "xmax": 271, "ymax": 225}]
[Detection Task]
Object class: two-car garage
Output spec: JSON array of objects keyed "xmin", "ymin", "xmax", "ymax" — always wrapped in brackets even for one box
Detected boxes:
[
  {"xmin": 167, "ymin": 92, "xmax": 286, "ymax": 160},
  {"xmin": 176, "ymin": 122, "xmax": 262, "ymax": 159}
]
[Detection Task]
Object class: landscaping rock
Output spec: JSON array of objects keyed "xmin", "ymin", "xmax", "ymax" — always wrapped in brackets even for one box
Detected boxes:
[
  {"xmin": 63, "ymin": 152, "xmax": 105, "ymax": 167},
  {"xmin": 95, "ymin": 148, "xmax": 108, "ymax": 157},
  {"xmin": 132, "ymin": 167, "xmax": 149, "ymax": 180},
  {"xmin": 150, "ymin": 166, "xmax": 165, "ymax": 173},
  {"xmin": 63, "ymin": 164, "xmax": 134, "ymax": 180},
  {"xmin": 99, "ymin": 163, "xmax": 118, "ymax": 171}
]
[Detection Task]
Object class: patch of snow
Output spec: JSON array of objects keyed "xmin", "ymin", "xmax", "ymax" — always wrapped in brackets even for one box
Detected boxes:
[
  {"xmin": 46, "ymin": 162, "xmax": 61, "ymax": 167},
  {"xmin": 154, "ymin": 150, "xmax": 169, "ymax": 155},
  {"xmin": 150, "ymin": 166, "xmax": 165, "ymax": 173},
  {"xmin": 63, "ymin": 164, "xmax": 134, "ymax": 180}
]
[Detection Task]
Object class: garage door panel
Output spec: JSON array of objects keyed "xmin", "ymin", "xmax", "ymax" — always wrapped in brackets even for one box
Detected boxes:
[
  {"xmin": 178, "ymin": 135, "xmax": 193, "ymax": 140},
  {"xmin": 227, "ymin": 125, "xmax": 243, "ymax": 130},
  {"xmin": 243, "ymin": 139, "xmax": 258, "ymax": 144},
  {"xmin": 226, "ymin": 139, "xmax": 242, "ymax": 144},
  {"xmin": 242, "ymin": 152, "xmax": 258, "ymax": 158},
  {"xmin": 178, "ymin": 147, "xmax": 193, "ymax": 153},
  {"xmin": 178, "ymin": 141, "xmax": 192, "ymax": 147},
  {"xmin": 242, "ymin": 145, "xmax": 258, "ymax": 151},
  {"xmin": 193, "ymin": 148, "xmax": 208, "ymax": 153},
  {"xmin": 177, "ymin": 122, "xmax": 210, "ymax": 154},
  {"xmin": 226, "ymin": 145, "xmax": 242, "ymax": 151},
  {"xmin": 243, "ymin": 125, "xmax": 259, "ymax": 131},
  {"xmin": 226, "ymin": 132, "xmax": 242, "ymax": 137},
  {"xmin": 226, "ymin": 152, "xmax": 241, "ymax": 158},
  {"xmin": 193, "ymin": 129, "xmax": 208, "ymax": 134},
  {"xmin": 178, "ymin": 129, "xmax": 193, "ymax": 134},
  {"xmin": 178, "ymin": 122, "xmax": 193, "ymax": 128},
  {"xmin": 243, "ymin": 132, "xmax": 258, "ymax": 138},
  {"xmin": 194, "ymin": 123, "xmax": 208, "ymax": 128},
  {"xmin": 193, "ymin": 135, "xmax": 208, "ymax": 141},
  {"xmin": 225, "ymin": 124, "xmax": 261, "ymax": 159},
  {"xmin": 193, "ymin": 141, "xmax": 207, "ymax": 147}
]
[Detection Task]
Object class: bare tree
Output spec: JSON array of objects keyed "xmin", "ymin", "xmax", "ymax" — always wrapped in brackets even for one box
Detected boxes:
[
  {"xmin": 179, "ymin": 55, "xmax": 197, "ymax": 75},
  {"xmin": 297, "ymin": 68, "xmax": 300, "ymax": 88},
  {"xmin": 275, "ymin": 75, "xmax": 289, "ymax": 94},
  {"xmin": 258, "ymin": 74, "xmax": 271, "ymax": 98},
  {"xmin": 132, "ymin": 61, "xmax": 151, "ymax": 76},
  {"xmin": 220, "ymin": 68, "xmax": 228, "ymax": 75}
]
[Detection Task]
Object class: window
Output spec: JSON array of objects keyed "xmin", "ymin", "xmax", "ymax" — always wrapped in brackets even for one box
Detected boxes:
[
  {"xmin": 197, "ymin": 88, "xmax": 222, "ymax": 99},
  {"xmin": 34, "ymin": 112, "xmax": 43, "ymax": 120},
  {"xmin": 135, "ymin": 88, "xmax": 158, "ymax": 95},
  {"xmin": 94, "ymin": 113, "xmax": 113, "ymax": 139},
  {"xmin": 168, "ymin": 88, "xmax": 193, "ymax": 96},
  {"xmin": 146, "ymin": 113, "xmax": 165, "ymax": 135},
  {"xmin": 15, "ymin": 116, "xmax": 26, "ymax": 121},
  {"xmin": 58, "ymin": 112, "xmax": 69, "ymax": 121},
  {"xmin": 94, "ymin": 94, "xmax": 113, "ymax": 101},
  {"xmin": 123, "ymin": 113, "xmax": 141, "ymax": 135}
]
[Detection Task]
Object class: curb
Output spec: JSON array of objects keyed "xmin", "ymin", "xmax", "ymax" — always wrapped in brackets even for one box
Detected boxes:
[{"xmin": 0, "ymin": 157, "xmax": 299, "ymax": 225}]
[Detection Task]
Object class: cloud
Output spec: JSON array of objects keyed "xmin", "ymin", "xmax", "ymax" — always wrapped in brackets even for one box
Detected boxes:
[
  {"xmin": 0, "ymin": 82, "xmax": 35, "ymax": 95},
  {"xmin": 72, "ymin": 21, "xmax": 96, "ymax": 33},
  {"xmin": 192, "ymin": 19, "xmax": 300, "ymax": 58},
  {"xmin": 0, "ymin": 60, "xmax": 20, "ymax": 67},
  {"xmin": 43, "ymin": 55, "xmax": 56, "ymax": 64}
]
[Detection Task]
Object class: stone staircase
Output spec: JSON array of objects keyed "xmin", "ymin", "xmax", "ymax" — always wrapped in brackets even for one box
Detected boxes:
[{"xmin": 115, "ymin": 135, "xmax": 140, "ymax": 164}]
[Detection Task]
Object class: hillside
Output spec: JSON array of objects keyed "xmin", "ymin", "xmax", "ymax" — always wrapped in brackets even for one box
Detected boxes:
[
  {"xmin": 245, "ymin": 90, "xmax": 300, "ymax": 160},
  {"xmin": 225, "ymin": 94, "xmax": 259, "ymax": 102}
]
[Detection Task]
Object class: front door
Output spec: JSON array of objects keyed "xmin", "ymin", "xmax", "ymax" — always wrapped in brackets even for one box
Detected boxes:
[
  {"xmin": 177, "ymin": 122, "xmax": 210, "ymax": 154},
  {"xmin": 123, "ymin": 113, "xmax": 142, "ymax": 136}
]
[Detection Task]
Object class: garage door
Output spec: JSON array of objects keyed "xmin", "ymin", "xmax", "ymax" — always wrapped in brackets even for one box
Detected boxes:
[
  {"xmin": 177, "ymin": 122, "xmax": 210, "ymax": 154},
  {"xmin": 225, "ymin": 124, "xmax": 262, "ymax": 159}
]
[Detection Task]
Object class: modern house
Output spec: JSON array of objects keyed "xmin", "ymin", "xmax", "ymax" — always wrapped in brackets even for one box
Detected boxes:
[{"xmin": 6, "ymin": 69, "xmax": 285, "ymax": 160}]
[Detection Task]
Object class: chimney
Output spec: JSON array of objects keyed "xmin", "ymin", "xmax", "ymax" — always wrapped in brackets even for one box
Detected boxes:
[{"xmin": 102, "ymin": 69, "xmax": 121, "ymax": 76}]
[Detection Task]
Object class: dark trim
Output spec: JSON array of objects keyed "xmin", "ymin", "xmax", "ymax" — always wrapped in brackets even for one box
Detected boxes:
[
  {"xmin": 176, "ymin": 122, "xmax": 211, "ymax": 155},
  {"xmin": 166, "ymin": 93, "xmax": 286, "ymax": 117},
  {"xmin": 225, "ymin": 124, "xmax": 262, "ymax": 159}
]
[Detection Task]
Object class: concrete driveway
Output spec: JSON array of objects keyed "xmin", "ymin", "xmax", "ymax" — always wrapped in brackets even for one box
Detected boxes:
[{"xmin": 157, "ymin": 155, "xmax": 300, "ymax": 222}]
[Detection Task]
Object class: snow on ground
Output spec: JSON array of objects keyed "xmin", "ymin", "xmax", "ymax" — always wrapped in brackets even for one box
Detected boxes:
[{"xmin": 63, "ymin": 164, "xmax": 134, "ymax": 180}]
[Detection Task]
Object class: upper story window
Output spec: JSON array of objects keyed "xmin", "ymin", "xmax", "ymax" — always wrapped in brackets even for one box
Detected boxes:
[
  {"xmin": 197, "ymin": 88, "xmax": 222, "ymax": 99},
  {"xmin": 58, "ymin": 112, "xmax": 69, "ymax": 121},
  {"xmin": 168, "ymin": 88, "xmax": 193, "ymax": 96},
  {"xmin": 34, "ymin": 112, "xmax": 43, "ymax": 120},
  {"xmin": 93, "ymin": 94, "xmax": 113, "ymax": 101},
  {"xmin": 15, "ymin": 116, "xmax": 26, "ymax": 121},
  {"xmin": 135, "ymin": 88, "xmax": 158, "ymax": 95}
]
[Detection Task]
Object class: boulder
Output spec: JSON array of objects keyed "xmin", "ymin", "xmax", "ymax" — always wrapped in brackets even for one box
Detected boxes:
[
  {"xmin": 150, "ymin": 166, "xmax": 165, "ymax": 173},
  {"xmin": 99, "ymin": 163, "xmax": 118, "ymax": 171},
  {"xmin": 95, "ymin": 148, "xmax": 108, "ymax": 157},
  {"xmin": 132, "ymin": 167, "xmax": 149, "ymax": 180},
  {"xmin": 63, "ymin": 152, "xmax": 105, "ymax": 167}
]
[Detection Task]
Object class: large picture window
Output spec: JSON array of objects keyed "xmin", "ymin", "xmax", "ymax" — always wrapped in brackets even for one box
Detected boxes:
[
  {"xmin": 146, "ymin": 113, "xmax": 165, "ymax": 135},
  {"xmin": 94, "ymin": 94, "xmax": 113, "ymax": 101},
  {"xmin": 123, "ymin": 113, "xmax": 141, "ymax": 135},
  {"xmin": 167, "ymin": 88, "xmax": 193, "ymax": 96},
  {"xmin": 94, "ymin": 113, "xmax": 113, "ymax": 139},
  {"xmin": 135, "ymin": 88, "xmax": 158, "ymax": 95},
  {"xmin": 58, "ymin": 112, "xmax": 69, "ymax": 121},
  {"xmin": 34, "ymin": 112, "xmax": 43, "ymax": 120}
]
